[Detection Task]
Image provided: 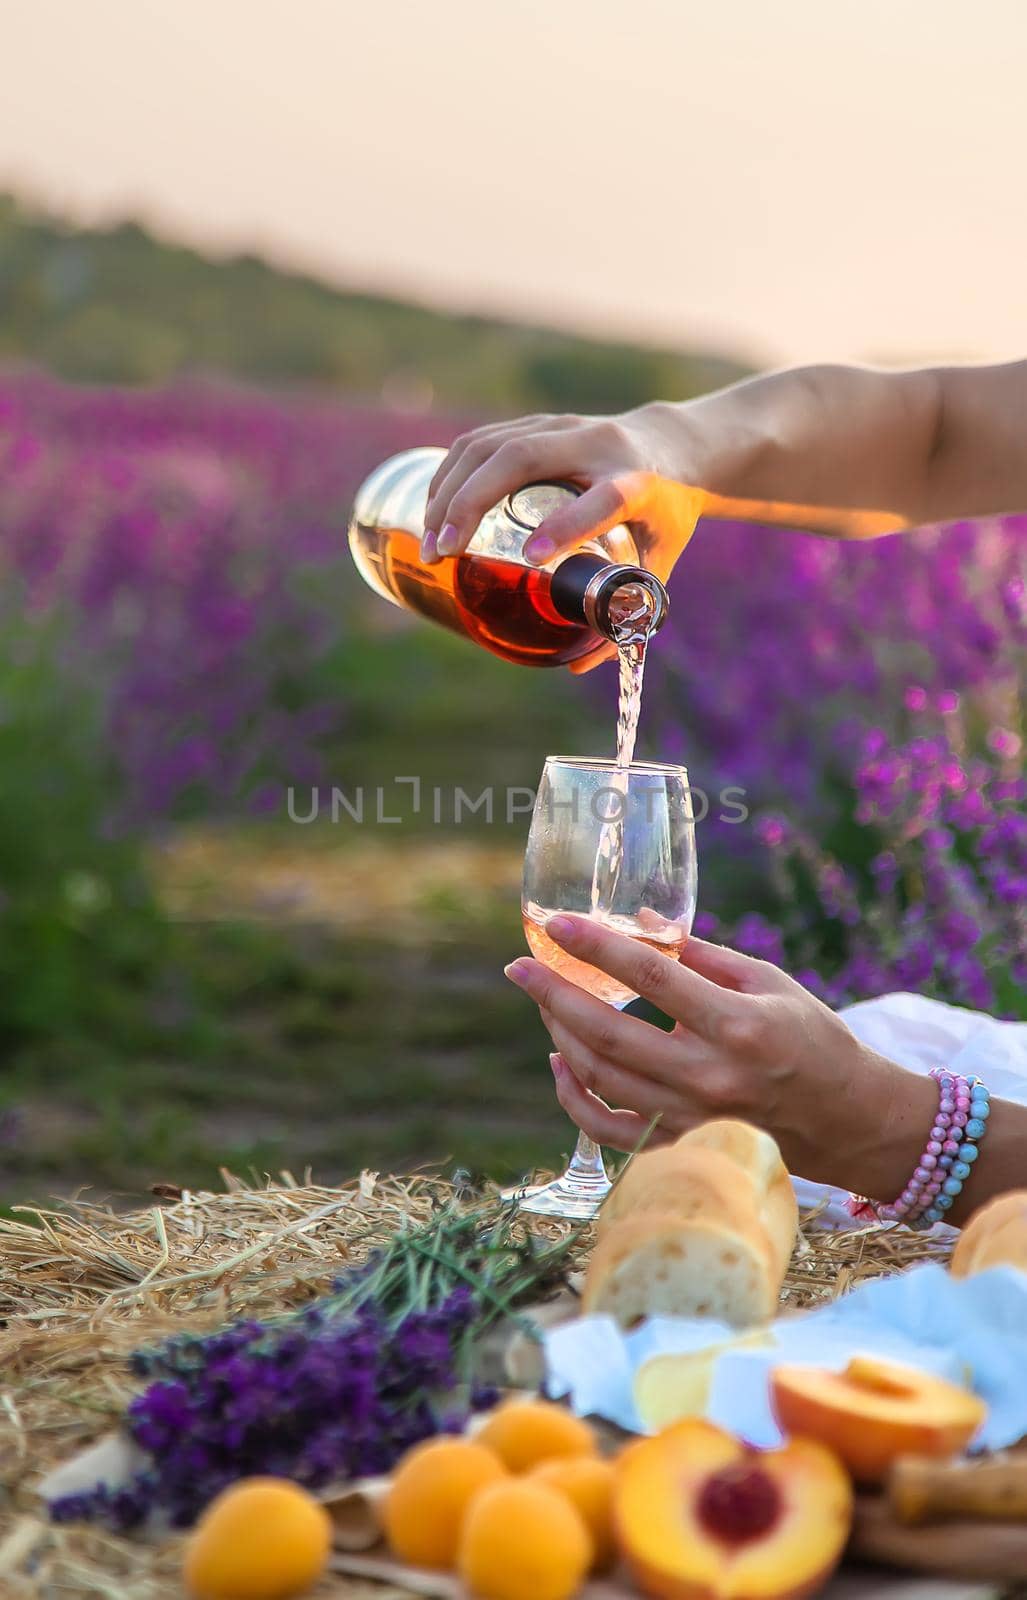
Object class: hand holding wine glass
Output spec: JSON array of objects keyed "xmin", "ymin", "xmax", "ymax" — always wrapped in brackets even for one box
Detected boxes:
[{"xmin": 508, "ymin": 756, "xmax": 697, "ymax": 1218}]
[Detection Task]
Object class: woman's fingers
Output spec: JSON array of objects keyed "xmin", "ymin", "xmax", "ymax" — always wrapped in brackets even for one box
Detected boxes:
[
  {"xmin": 535, "ymin": 915, "xmax": 734, "ymax": 1037},
  {"xmin": 429, "ymin": 431, "xmax": 599, "ymax": 559},
  {"xmin": 427, "ymin": 417, "xmax": 552, "ymax": 498},
  {"xmin": 679, "ymin": 935, "xmax": 790, "ymax": 996},
  {"xmin": 505, "ymin": 956, "xmax": 683, "ymax": 1084},
  {"xmin": 549, "ymin": 1052, "xmax": 655, "ymax": 1153},
  {"xmin": 520, "ymin": 477, "xmax": 635, "ymax": 563},
  {"xmin": 423, "ymin": 418, "xmax": 551, "ymax": 553},
  {"xmin": 542, "ymin": 1010, "xmax": 678, "ymax": 1121},
  {"xmin": 421, "ymin": 420, "xmax": 705, "ymax": 574}
]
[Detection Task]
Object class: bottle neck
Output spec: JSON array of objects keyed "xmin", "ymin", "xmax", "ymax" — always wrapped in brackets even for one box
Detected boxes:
[{"xmin": 548, "ymin": 554, "xmax": 670, "ymax": 642}]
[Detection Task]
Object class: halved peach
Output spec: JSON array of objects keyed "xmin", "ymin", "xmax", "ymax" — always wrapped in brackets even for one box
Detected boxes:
[
  {"xmin": 614, "ymin": 1417, "xmax": 852, "ymax": 1600},
  {"xmin": 771, "ymin": 1354, "xmax": 986, "ymax": 1485}
]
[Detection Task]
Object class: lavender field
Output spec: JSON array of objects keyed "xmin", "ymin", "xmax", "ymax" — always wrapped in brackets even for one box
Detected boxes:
[{"xmin": 0, "ymin": 373, "xmax": 1023, "ymax": 1200}]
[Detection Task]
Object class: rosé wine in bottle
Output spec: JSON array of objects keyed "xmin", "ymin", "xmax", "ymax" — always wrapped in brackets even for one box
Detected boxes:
[{"xmin": 348, "ymin": 447, "xmax": 668, "ymax": 668}]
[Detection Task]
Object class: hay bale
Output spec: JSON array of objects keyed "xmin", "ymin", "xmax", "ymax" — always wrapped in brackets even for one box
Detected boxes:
[{"xmin": 0, "ymin": 1171, "xmax": 950, "ymax": 1596}]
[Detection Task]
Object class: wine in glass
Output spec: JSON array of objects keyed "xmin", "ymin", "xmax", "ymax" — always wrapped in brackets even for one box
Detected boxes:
[{"xmin": 513, "ymin": 755, "xmax": 697, "ymax": 1219}]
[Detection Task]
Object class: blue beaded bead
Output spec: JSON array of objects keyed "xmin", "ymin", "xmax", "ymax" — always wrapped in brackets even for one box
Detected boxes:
[
  {"xmin": 938, "ymin": 1154, "xmax": 954, "ymax": 1169},
  {"xmin": 970, "ymin": 1083, "xmax": 990, "ymax": 1101},
  {"xmin": 952, "ymin": 1160, "xmax": 971, "ymax": 1181},
  {"xmin": 942, "ymin": 1176, "xmax": 963, "ymax": 1197},
  {"xmin": 958, "ymin": 1142, "xmax": 979, "ymax": 1162},
  {"xmin": 937, "ymin": 1194, "xmax": 954, "ymax": 1210},
  {"xmin": 965, "ymin": 1117, "xmax": 987, "ymax": 1139},
  {"xmin": 923, "ymin": 1206, "xmax": 943, "ymax": 1224},
  {"xmin": 970, "ymin": 1099, "xmax": 990, "ymax": 1120}
]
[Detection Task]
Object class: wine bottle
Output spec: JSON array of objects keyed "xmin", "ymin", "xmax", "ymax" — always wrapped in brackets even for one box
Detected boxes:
[{"xmin": 348, "ymin": 447, "xmax": 668, "ymax": 668}]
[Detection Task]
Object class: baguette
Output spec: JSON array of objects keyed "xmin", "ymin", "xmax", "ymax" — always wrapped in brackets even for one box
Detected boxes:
[
  {"xmin": 950, "ymin": 1190, "xmax": 1027, "ymax": 1278},
  {"xmin": 600, "ymin": 1145, "xmax": 765, "ymax": 1240},
  {"xmin": 583, "ymin": 1119, "xmax": 798, "ymax": 1331},
  {"xmin": 581, "ymin": 1210, "xmax": 779, "ymax": 1328},
  {"xmin": 675, "ymin": 1120, "xmax": 798, "ymax": 1280}
]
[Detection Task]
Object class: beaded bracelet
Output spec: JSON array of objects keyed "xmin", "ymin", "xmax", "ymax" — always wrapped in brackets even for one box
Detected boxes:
[
  {"xmin": 847, "ymin": 1070, "xmax": 991, "ymax": 1228},
  {"xmin": 915, "ymin": 1073, "xmax": 991, "ymax": 1228}
]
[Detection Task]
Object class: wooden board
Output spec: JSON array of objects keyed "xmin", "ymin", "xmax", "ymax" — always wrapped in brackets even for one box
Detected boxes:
[{"xmin": 851, "ymin": 1495, "xmax": 1027, "ymax": 1583}]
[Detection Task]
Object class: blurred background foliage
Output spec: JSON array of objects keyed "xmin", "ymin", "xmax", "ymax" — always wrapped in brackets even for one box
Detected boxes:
[
  {"xmin": 0, "ymin": 194, "xmax": 1022, "ymax": 1207},
  {"xmin": 0, "ymin": 195, "xmax": 744, "ymax": 406}
]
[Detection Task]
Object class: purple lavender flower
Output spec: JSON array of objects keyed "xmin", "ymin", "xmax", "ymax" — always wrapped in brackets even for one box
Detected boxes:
[
  {"xmin": 0, "ymin": 372, "xmax": 475, "ymax": 823},
  {"xmin": 53, "ymin": 1290, "xmax": 482, "ymax": 1531}
]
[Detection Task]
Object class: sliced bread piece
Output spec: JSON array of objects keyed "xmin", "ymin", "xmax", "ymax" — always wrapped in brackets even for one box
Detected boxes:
[
  {"xmin": 676, "ymin": 1120, "xmax": 798, "ymax": 1279},
  {"xmin": 600, "ymin": 1145, "xmax": 764, "ymax": 1239},
  {"xmin": 582, "ymin": 1210, "xmax": 779, "ymax": 1329}
]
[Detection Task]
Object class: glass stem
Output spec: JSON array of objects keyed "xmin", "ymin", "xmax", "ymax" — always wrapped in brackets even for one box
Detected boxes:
[{"xmin": 565, "ymin": 1131, "xmax": 608, "ymax": 1186}]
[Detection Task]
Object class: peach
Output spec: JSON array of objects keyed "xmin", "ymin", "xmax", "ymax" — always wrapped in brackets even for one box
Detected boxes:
[
  {"xmin": 531, "ymin": 1455, "xmax": 618, "ymax": 1572},
  {"xmin": 474, "ymin": 1398, "xmax": 598, "ymax": 1473},
  {"xmin": 384, "ymin": 1436, "xmax": 507, "ymax": 1568},
  {"xmin": 458, "ymin": 1477, "xmax": 593, "ymax": 1600},
  {"xmin": 615, "ymin": 1418, "xmax": 852, "ymax": 1600},
  {"xmin": 771, "ymin": 1354, "xmax": 986, "ymax": 1485}
]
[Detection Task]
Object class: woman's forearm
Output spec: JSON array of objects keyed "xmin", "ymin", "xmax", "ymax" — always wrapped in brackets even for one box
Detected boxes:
[
  {"xmin": 657, "ymin": 359, "xmax": 1027, "ymax": 526},
  {"xmin": 422, "ymin": 357, "xmax": 1027, "ymax": 559}
]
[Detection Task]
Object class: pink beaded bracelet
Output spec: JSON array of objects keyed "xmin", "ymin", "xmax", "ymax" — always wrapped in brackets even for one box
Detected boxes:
[{"xmin": 848, "ymin": 1069, "xmax": 977, "ymax": 1227}]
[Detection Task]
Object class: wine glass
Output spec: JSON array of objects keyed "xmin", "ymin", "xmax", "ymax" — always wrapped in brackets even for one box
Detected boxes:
[{"xmin": 511, "ymin": 756, "xmax": 697, "ymax": 1219}]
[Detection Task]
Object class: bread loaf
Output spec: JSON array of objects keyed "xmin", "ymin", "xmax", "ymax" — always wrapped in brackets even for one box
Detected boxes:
[
  {"xmin": 950, "ymin": 1190, "xmax": 1027, "ymax": 1278},
  {"xmin": 675, "ymin": 1120, "xmax": 798, "ymax": 1280},
  {"xmin": 599, "ymin": 1145, "xmax": 765, "ymax": 1239},
  {"xmin": 581, "ymin": 1210, "xmax": 779, "ymax": 1327},
  {"xmin": 582, "ymin": 1119, "xmax": 797, "ymax": 1329}
]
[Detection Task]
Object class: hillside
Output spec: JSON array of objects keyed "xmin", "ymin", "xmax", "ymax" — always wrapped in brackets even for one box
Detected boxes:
[{"xmin": 0, "ymin": 194, "xmax": 747, "ymax": 411}]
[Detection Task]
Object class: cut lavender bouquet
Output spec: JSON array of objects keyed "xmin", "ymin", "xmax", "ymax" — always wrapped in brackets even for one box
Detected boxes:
[{"xmin": 47, "ymin": 1200, "xmax": 578, "ymax": 1531}]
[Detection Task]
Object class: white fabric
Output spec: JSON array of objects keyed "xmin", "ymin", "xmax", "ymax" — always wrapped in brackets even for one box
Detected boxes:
[
  {"xmin": 793, "ymin": 991, "xmax": 1027, "ymax": 1226},
  {"xmin": 545, "ymin": 1263, "xmax": 1027, "ymax": 1448}
]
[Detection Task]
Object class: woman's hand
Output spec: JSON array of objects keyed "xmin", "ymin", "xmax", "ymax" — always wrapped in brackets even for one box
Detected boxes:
[
  {"xmin": 504, "ymin": 914, "xmax": 937, "ymax": 1201},
  {"xmin": 422, "ymin": 404, "xmax": 704, "ymax": 576}
]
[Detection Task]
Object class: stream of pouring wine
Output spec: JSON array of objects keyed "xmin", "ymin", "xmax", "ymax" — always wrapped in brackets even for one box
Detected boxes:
[{"xmin": 589, "ymin": 587, "xmax": 654, "ymax": 919}]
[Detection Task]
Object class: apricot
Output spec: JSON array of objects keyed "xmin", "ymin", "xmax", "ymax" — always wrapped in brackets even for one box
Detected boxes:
[
  {"xmin": 184, "ymin": 1477, "xmax": 332, "ymax": 1600},
  {"xmin": 771, "ymin": 1354, "xmax": 986, "ymax": 1485},
  {"xmin": 474, "ymin": 1398, "xmax": 598, "ymax": 1474},
  {"xmin": 531, "ymin": 1456, "xmax": 618, "ymax": 1572},
  {"xmin": 458, "ymin": 1478, "xmax": 592, "ymax": 1600},
  {"xmin": 615, "ymin": 1418, "xmax": 852, "ymax": 1600},
  {"xmin": 384, "ymin": 1436, "xmax": 507, "ymax": 1568}
]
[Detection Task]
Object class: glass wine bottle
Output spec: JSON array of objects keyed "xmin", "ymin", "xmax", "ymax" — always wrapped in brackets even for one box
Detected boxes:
[{"xmin": 348, "ymin": 447, "xmax": 669, "ymax": 669}]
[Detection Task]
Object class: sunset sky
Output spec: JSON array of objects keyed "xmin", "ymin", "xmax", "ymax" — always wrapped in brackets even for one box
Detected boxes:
[{"xmin": 3, "ymin": 0, "xmax": 1026, "ymax": 369}]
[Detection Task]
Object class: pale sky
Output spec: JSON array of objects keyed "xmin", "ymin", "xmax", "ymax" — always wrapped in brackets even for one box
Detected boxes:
[{"xmin": 3, "ymin": 0, "xmax": 1026, "ymax": 368}]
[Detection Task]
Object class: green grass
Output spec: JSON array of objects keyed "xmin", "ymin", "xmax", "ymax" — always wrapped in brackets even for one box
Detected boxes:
[
  {"xmin": 319, "ymin": 620, "xmax": 616, "ymax": 828},
  {"xmin": 0, "ymin": 610, "xmax": 671, "ymax": 1207},
  {"xmin": 0, "ymin": 884, "xmax": 587, "ymax": 1205}
]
